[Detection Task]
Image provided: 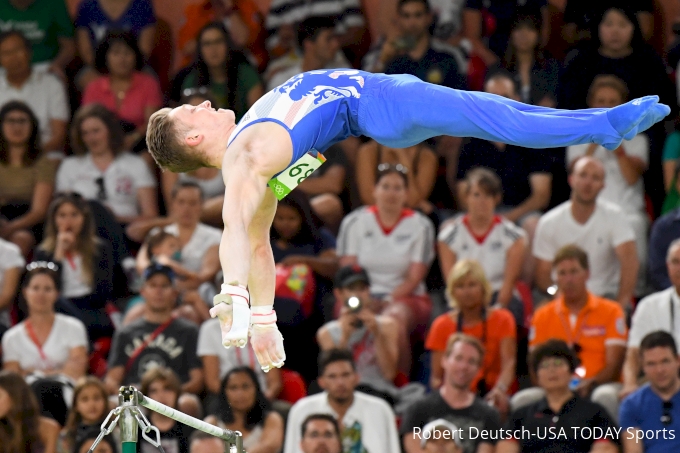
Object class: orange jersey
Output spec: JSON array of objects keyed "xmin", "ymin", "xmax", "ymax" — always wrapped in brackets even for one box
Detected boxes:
[
  {"xmin": 177, "ymin": 0, "xmax": 267, "ymax": 70},
  {"xmin": 426, "ymin": 307, "xmax": 516, "ymax": 391},
  {"xmin": 529, "ymin": 293, "xmax": 627, "ymax": 379}
]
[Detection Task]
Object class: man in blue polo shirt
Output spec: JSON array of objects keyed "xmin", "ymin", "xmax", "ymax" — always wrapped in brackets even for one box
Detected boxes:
[{"xmin": 620, "ymin": 331, "xmax": 680, "ymax": 453}]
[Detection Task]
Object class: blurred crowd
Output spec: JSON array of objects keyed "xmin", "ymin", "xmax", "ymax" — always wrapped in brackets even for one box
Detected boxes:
[{"xmin": 2, "ymin": 0, "xmax": 680, "ymax": 452}]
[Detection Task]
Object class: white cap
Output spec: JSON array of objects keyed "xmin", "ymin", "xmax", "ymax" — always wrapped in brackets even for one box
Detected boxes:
[{"xmin": 420, "ymin": 419, "xmax": 461, "ymax": 448}]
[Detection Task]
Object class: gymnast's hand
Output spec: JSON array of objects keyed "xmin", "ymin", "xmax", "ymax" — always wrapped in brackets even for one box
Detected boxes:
[
  {"xmin": 210, "ymin": 284, "xmax": 251, "ymax": 348},
  {"xmin": 250, "ymin": 310, "xmax": 286, "ymax": 372}
]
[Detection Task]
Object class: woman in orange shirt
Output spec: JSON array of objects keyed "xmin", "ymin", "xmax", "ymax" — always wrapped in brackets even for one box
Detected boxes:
[{"xmin": 425, "ymin": 259, "xmax": 516, "ymax": 413}]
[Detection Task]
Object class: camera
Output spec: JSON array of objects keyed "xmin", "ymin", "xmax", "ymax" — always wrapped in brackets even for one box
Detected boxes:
[
  {"xmin": 393, "ymin": 35, "xmax": 417, "ymax": 52},
  {"xmin": 345, "ymin": 296, "xmax": 362, "ymax": 313}
]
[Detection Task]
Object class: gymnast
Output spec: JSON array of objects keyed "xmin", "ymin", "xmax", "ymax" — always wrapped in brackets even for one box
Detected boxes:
[{"xmin": 145, "ymin": 69, "xmax": 669, "ymax": 372}]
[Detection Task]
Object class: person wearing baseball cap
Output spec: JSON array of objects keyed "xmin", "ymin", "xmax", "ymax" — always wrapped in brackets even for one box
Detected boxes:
[{"xmin": 421, "ymin": 419, "xmax": 463, "ymax": 453}]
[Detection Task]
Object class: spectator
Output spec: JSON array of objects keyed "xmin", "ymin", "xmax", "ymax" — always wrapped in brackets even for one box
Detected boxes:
[
  {"xmin": 337, "ymin": 166, "xmax": 435, "ymax": 348},
  {"xmin": 2, "ymin": 263, "xmax": 89, "ymax": 381},
  {"xmin": 189, "ymin": 431, "xmax": 224, "ymax": 453},
  {"xmin": 179, "ymin": 0, "xmax": 267, "ymax": 71},
  {"xmin": 496, "ymin": 11, "xmax": 559, "ymax": 107},
  {"xmin": 104, "ymin": 264, "xmax": 203, "ymax": 398},
  {"xmin": 355, "ymin": 143, "xmax": 438, "ymax": 215},
  {"xmin": 426, "ymin": 260, "xmax": 516, "ymax": 415},
  {"xmin": 518, "ymin": 245, "xmax": 627, "ymax": 422},
  {"xmin": 620, "ymin": 331, "xmax": 680, "ymax": 453},
  {"xmin": 283, "ymin": 349, "xmax": 400, "ymax": 453},
  {"xmin": 272, "ymin": 190, "xmax": 339, "ymax": 280},
  {"xmin": 59, "ymin": 377, "xmax": 111, "ymax": 453},
  {"xmin": 438, "ymin": 168, "xmax": 526, "ymax": 323},
  {"xmin": 561, "ymin": 0, "xmax": 654, "ymax": 49},
  {"xmin": 299, "ymin": 414, "xmax": 342, "ymax": 453},
  {"xmin": 496, "ymin": 340, "xmax": 619, "ymax": 453},
  {"xmin": 172, "ymin": 22, "xmax": 263, "ymax": 122},
  {"xmin": 82, "ymin": 31, "xmax": 163, "ymax": 153},
  {"xmin": 661, "ymin": 130, "xmax": 680, "ymax": 215},
  {"xmin": 463, "ymin": 0, "xmax": 548, "ymax": 67},
  {"xmin": 456, "ymin": 72, "xmax": 552, "ymax": 260},
  {"xmin": 35, "ymin": 193, "xmax": 115, "ymax": 343},
  {"xmin": 317, "ymin": 265, "xmax": 403, "ymax": 401},
  {"xmin": 138, "ymin": 368, "xmax": 194, "ymax": 453},
  {"xmin": 649, "ymin": 211, "xmax": 680, "ymax": 291},
  {"xmin": 419, "ymin": 419, "xmax": 464, "ymax": 453},
  {"xmin": 401, "ymin": 333, "xmax": 501, "ymax": 453},
  {"xmin": 73, "ymin": 427, "xmax": 117, "ymax": 453},
  {"xmin": 567, "ymin": 75, "xmax": 649, "ymax": 296},
  {"xmin": 198, "ymin": 316, "xmax": 282, "ymax": 403},
  {"xmin": 264, "ymin": 0, "xmax": 365, "ymax": 64},
  {"xmin": 0, "ymin": 101, "xmax": 55, "ymax": 257},
  {"xmin": 0, "ymin": 0, "xmax": 75, "ymax": 76},
  {"xmin": 0, "ymin": 31, "xmax": 69, "ymax": 156},
  {"xmin": 0, "ymin": 370, "xmax": 60, "ymax": 453},
  {"xmin": 205, "ymin": 367, "xmax": 284, "ymax": 453},
  {"xmin": 74, "ymin": 0, "xmax": 157, "ymax": 89},
  {"xmin": 129, "ymin": 182, "xmax": 220, "ymax": 306},
  {"xmin": 0, "ymin": 237, "xmax": 23, "ymax": 327},
  {"xmin": 267, "ymin": 16, "xmax": 341, "ymax": 91},
  {"xmin": 558, "ymin": 6, "xmax": 674, "ymax": 111},
  {"xmin": 374, "ymin": 0, "xmax": 466, "ymax": 90},
  {"xmin": 57, "ymin": 104, "xmax": 159, "ymax": 227},
  {"xmin": 622, "ymin": 239, "xmax": 680, "ymax": 399},
  {"xmin": 533, "ymin": 157, "xmax": 638, "ymax": 308}
]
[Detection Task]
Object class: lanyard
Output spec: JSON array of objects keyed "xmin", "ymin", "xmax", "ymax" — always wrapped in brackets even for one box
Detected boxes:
[
  {"xmin": 671, "ymin": 294, "xmax": 675, "ymax": 332},
  {"xmin": 125, "ymin": 316, "xmax": 175, "ymax": 372},
  {"xmin": 25, "ymin": 319, "xmax": 49, "ymax": 365},
  {"xmin": 556, "ymin": 304, "xmax": 591, "ymax": 349}
]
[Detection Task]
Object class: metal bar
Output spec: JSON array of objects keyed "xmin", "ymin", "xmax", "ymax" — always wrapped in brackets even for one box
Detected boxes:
[
  {"xmin": 118, "ymin": 388, "xmax": 139, "ymax": 451},
  {"xmin": 135, "ymin": 390, "xmax": 239, "ymax": 442}
]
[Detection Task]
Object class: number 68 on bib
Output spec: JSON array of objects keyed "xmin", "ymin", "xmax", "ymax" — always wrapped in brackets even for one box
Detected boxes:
[{"xmin": 267, "ymin": 151, "xmax": 327, "ymax": 200}]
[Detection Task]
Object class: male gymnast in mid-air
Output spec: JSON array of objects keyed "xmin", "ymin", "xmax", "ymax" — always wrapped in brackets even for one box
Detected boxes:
[{"xmin": 145, "ymin": 69, "xmax": 669, "ymax": 373}]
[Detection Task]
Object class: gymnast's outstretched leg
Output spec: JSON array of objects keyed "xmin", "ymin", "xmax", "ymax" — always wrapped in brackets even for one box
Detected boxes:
[{"xmin": 360, "ymin": 75, "xmax": 669, "ymax": 151}]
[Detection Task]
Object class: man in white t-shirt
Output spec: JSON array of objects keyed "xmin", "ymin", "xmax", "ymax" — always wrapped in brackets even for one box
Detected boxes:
[
  {"xmin": 567, "ymin": 133, "xmax": 649, "ymax": 295},
  {"xmin": 56, "ymin": 152, "xmax": 157, "ymax": 222},
  {"xmin": 0, "ymin": 238, "xmax": 24, "ymax": 327},
  {"xmin": 621, "ymin": 239, "xmax": 680, "ymax": 399},
  {"xmin": 533, "ymin": 156, "xmax": 638, "ymax": 308},
  {"xmin": 283, "ymin": 349, "xmax": 400, "ymax": 453}
]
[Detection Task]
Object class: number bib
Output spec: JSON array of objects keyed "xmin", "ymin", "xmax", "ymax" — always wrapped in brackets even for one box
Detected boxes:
[{"xmin": 268, "ymin": 151, "xmax": 326, "ymax": 200}]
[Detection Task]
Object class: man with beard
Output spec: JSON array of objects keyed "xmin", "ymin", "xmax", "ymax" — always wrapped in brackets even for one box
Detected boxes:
[
  {"xmin": 620, "ymin": 331, "xmax": 680, "ymax": 453},
  {"xmin": 300, "ymin": 414, "xmax": 342, "ymax": 453},
  {"xmin": 401, "ymin": 333, "xmax": 501, "ymax": 453},
  {"xmin": 283, "ymin": 349, "xmax": 399, "ymax": 453},
  {"xmin": 533, "ymin": 156, "xmax": 638, "ymax": 309}
]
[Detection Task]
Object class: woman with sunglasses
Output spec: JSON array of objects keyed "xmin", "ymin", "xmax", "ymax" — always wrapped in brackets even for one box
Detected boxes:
[
  {"xmin": 496, "ymin": 340, "xmax": 618, "ymax": 453},
  {"xmin": 355, "ymin": 140, "xmax": 438, "ymax": 214},
  {"xmin": 56, "ymin": 104, "xmax": 158, "ymax": 229},
  {"xmin": 337, "ymin": 166, "xmax": 435, "ymax": 372},
  {"xmin": 0, "ymin": 101, "xmax": 57, "ymax": 257},
  {"xmin": 34, "ymin": 193, "xmax": 115, "ymax": 343}
]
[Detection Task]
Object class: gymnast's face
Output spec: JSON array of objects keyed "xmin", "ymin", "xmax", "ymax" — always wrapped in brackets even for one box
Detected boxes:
[{"xmin": 170, "ymin": 101, "xmax": 235, "ymax": 147}]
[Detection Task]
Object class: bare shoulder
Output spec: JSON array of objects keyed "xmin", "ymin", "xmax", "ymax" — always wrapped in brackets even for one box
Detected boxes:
[{"xmin": 224, "ymin": 122, "xmax": 293, "ymax": 180}]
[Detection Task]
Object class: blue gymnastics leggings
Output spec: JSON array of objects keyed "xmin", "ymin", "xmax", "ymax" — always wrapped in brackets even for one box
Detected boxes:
[{"xmin": 358, "ymin": 73, "xmax": 666, "ymax": 151}]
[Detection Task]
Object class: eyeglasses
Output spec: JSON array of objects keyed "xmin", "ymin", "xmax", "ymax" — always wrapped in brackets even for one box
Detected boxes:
[
  {"xmin": 377, "ymin": 163, "xmax": 408, "ymax": 174},
  {"xmin": 95, "ymin": 177, "xmax": 107, "ymax": 201},
  {"xmin": 537, "ymin": 358, "xmax": 569, "ymax": 370},
  {"xmin": 26, "ymin": 261, "xmax": 59, "ymax": 271},
  {"xmin": 662, "ymin": 401, "xmax": 673, "ymax": 425}
]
